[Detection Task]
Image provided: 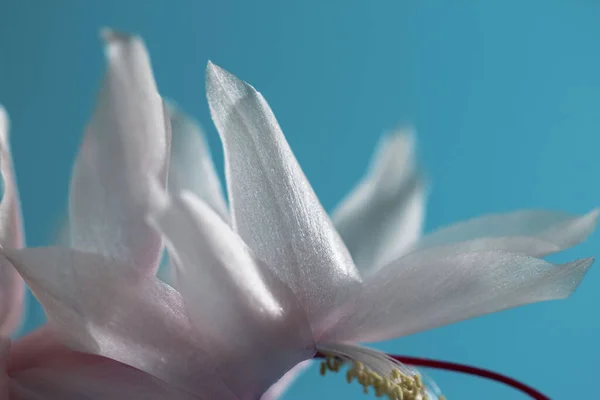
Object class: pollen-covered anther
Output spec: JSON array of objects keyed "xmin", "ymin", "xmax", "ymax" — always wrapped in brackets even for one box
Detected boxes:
[{"xmin": 319, "ymin": 352, "xmax": 431, "ymax": 400}]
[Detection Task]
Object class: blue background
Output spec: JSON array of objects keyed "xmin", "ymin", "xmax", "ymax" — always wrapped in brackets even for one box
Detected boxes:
[{"xmin": 1, "ymin": 1, "xmax": 598, "ymax": 399}]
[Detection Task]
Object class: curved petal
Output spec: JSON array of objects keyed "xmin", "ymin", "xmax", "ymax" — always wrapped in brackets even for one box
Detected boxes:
[
  {"xmin": 415, "ymin": 209, "xmax": 598, "ymax": 257},
  {"xmin": 332, "ymin": 131, "xmax": 426, "ymax": 272},
  {"xmin": 167, "ymin": 102, "xmax": 229, "ymax": 222},
  {"xmin": 149, "ymin": 190, "xmax": 314, "ymax": 398},
  {"xmin": 1, "ymin": 248, "xmax": 239, "ymax": 399},
  {"xmin": 324, "ymin": 245, "xmax": 593, "ymax": 342},
  {"xmin": 206, "ymin": 62, "xmax": 360, "ymax": 334},
  {"xmin": 0, "ymin": 107, "xmax": 25, "ymax": 336},
  {"xmin": 260, "ymin": 360, "xmax": 312, "ymax": 400},
  {"xmin": 6, "ymin": 342, "xmax": 199, "ymax": 400},
  {"xmin": 68, "ymin": 30, "xmax": 170, "ymax": 276}
]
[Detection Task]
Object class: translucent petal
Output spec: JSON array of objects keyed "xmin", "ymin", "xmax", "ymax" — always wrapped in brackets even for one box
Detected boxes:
[
  {"xmin": 7, "ymin": 346, "xmax": 199, "ymax": 400},
  {"xmin": 149, "ymin": 190, "xmax": 314, "ymax": 398},
  {"xmin": 260, "ymin": 361, "xmax": 312, "ymax": 400},
  {"xmin": 325, "ymin": 245, "xmax": 593, "ymax": 342},
  {"xmin": 0, "ymin": 107, "xmax": 25, "ymax": 336},
  {"xmin": 415, "ymin": 209, "xmax": 598, "ymax": 257},
  {"xmin": 205, "ymin": 62, "xmax": 360, "ymax": 333},
  {"xmin": 167, "ymin": 102, "xmax": 229, "ymax": 222},
  {"xmin": 332, "ymin": 131, "xmax": 426, "ymax": 272},
  {"xmin": 1, "ymin": 248, "xmax": 239, "ymax": 399},
  {"xmin": 68, "ymin": 30, "xmax": 170, "ymax": 275}
]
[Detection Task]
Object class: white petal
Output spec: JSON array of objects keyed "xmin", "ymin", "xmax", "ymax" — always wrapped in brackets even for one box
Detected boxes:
[
  {"xmin": 68, "ymin": 30, "xmax": 170, "ymax": 275},
  {"xmin": 260, "ymin": 361, "xmax": 312, "ymax": 400},
  {"xmin": 205, "ymin": 62, "xmax": 360, "ymax": 333},
  {"xmin": 324, "ymin": 246, "xmax": 593, "ymax": 342},
  {"xmin": 0, "ymin": 107, "xmax": 25, "ymax": 336},
  {"xmin": 167, "ymin": 102, "xmax": 229, "ymax": 222},
  {"xmin": 8, "ymin": 351, "xmax": 199, "ymax": 400},
  {"xmin": 1, "ymin": 248, "xmax": 240, "ymax": 399},
  {"xmin": 149, "ymin": 190, "xmax": 314, "ymax": 398},
  {"xmin": 415, "ymin": 209, "xmax": 598, "ymax": 256},
  {"xmin": 332, "ymin": 131, "xmax": 426, "ymax": 272}
]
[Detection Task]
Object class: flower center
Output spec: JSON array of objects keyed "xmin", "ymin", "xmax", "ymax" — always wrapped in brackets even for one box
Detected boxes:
[
  {"xmin": 314, "ymin": 346, "xmax": 551, "ymax": 400},
  {"xmin": 316, "ymin": 343, "xmax": 442, "ymax": 400}
]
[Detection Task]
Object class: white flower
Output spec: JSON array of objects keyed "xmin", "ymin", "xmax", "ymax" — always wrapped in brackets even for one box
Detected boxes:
[
  {"xmin": 1, "ymin": 30, "xmax": 596, "ymax": 400},
  {"xmin": 0, "ymin": 106, "xmax": 26, "ymax": 337}
]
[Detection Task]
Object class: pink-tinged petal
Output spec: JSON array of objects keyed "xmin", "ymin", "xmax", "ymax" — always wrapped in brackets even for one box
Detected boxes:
[
  {"xmin": 260, "ymin": 361, "xmax": 312, "ymax": 400},
  {"xmin": 168, "ymin": 102, "xmax": 229, "ymax": 222},
  {"xmin": 0, "ymin": 107, "xmax": 25, "ymax": 337},
  {"xmin": 206, "ymin": 62, "xmax": 360, "ymax": 334},
  {"xmin": 6, "ymin": 337, "xmax": 199, "ymax": 400},
  {"xmin": 69, "ymin": 30, "xmax": 170, "ymax": 276},
  {"xmin": 0, "ymin": 336, "xmax": 10, "ymax": 398},
  {"xmin": 149, "ymin": 190, "xmax": 314, "ymax": 398},
  {"xmin": 325, "ymin": 245, "xmax": 593, "ymax": 343},
  {"xmin": 1, "ymin": 248, "xmax": 239, "ymax": 399},
  {"xmin": 414, "ymin": 209, "xmax": 598, "ymax": 257},
  {"xmin": 332, "ymin": 130, "xmax": 426, "ymax": 272}
]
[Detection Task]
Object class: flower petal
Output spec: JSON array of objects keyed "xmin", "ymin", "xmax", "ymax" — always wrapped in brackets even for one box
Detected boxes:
[
  {"xmin": 332, "ymin": 131, "xmax": 426, "ymax": 272},
  {"xmin": 324, "ymin": 246, "xmax": 593, "ymax": 342},
  {"xmin": 260, "ymin": 361, "xmax": 312, "ymax": 400},
  {"xmin": 206, "ymin": 62, "xmax": 360, "ymax": 333},
  {"xmin": 1, "ymin": 248, "xmax": 239, "ymax": 399},
  {"xmin": 167, "ymin": 102, "xmax": 229, "ymax": 222},
  {"xmin": 415, "ymin": 209, "xmax": 598, "ymax": 257},
  {"xmin": 7, "ymin": 344, "xmax": 199, "ymax": 400},
  {"xmin": 0, "ymin": 107, "xmax": 25, "ymax": 336},
  {"xmin": 149, "ymin": 190, "xmax": 314, "ymax": 398},
  {"xmin": 68, "ymin": 30, "xmax": 170, "ymax": 275}
]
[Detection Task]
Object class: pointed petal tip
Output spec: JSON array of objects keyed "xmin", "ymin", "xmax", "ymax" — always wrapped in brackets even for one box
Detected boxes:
[
  {"xmin": 100, "ymin": 27, "xmax": 134, "ymax": 44},
  {"xmin": 205, "ymin": 61, "xmax": 234, "ymax": 86},
  {"xmin": 558, "ymin": 256, "xmax": 595, "ymax": 299},
  {"xmin": 205, "ymin": 61, "xmax": 252, "ymax": 92},
  {"xmin": 100, "ymin": 28, "xmax": 144, "ymax": 61},
  {"xmin": 389, "ymin": 125, "xmax": 416, "ymax": 141},
  {"xmin": 586, "ymin": 208, "xmax": 600, "ymax": 224},
  {"xmin": 205, "ymin": 61, "xmax": 259, "ymax": 115}
]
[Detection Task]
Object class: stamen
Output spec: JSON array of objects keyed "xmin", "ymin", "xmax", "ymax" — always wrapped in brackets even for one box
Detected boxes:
[
  {"xmin": 317, "ymin": 343, "xmax": 441, "ymax": 400},
  {"xmin": 315, "ymin": 350, "xmax": 550, "ymax": 400}
]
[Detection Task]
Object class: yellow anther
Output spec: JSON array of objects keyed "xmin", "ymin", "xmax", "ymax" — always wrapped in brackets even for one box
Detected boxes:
[
  {"xmin": 318, "ymin": 352, "xmax": 443, "ymax": 400},
  {"xmin": 319, "ymin": 361, "xmax": 327, "ymax": 376}
]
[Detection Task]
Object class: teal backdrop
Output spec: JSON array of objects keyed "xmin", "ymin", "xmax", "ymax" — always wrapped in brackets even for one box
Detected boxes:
[{"xmin": 0, "ymin": 1, "xmax": 598, "ymax": 399}]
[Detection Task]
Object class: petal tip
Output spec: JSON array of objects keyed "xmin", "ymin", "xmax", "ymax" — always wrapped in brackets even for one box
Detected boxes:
[
  {"xmin": 586, "ymin": 208, "xmax": 600, "ymax": 224},
  {"xmin": 0, "ymin": 105, "xmax": 7, "ymax": 137},
  {"xmin": 100, "ymin": 28, "xmax": 143, "ymax": 61},
  {"xmin": 100, "ymin": 27, "xmax": 133, "ymax": 44},
  {"xmin": 558, "ymin": 256, "xmax": 595, "ymax": 298},
  {"xmin": 205, "ymin": 61, "xmax": 254, "ymax": 97},
  {"xmin": 205, "ymin": 61, "xmax": 236, "ymax": 90}
]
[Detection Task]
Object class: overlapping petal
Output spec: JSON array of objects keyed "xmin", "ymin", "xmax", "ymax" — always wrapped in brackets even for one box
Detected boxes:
[
  {"xmin": 68, "ymin": 30, "xmax": 170, "ymax": 276},
  {"xmin": 0, "ymin": 107, "xmax": 25, "ymax": 336},
  {"xmin": 414, "ymin": 209, "xmax": 598, "ymax": 257},
  {"xmin": 206, "ymin": 62, "xmax": 360, "ymax": 334},
  {"xmin": 167, "ymin": 103, "xmax": 229, "ymax": 222},
  {"xmin": 325, "ymin": 244, "xmax": 593, "ymax": 342},
  {"xmin": 149, "ymin": 190, "xmax": 314, "ymax": 398},
  {"xmin": 332, "ymin": 131, "xmax": 426, "ymax": 272},
  {"xmin": 0, "ymin": 249, "xmax": 238, "ymax": 399},
  {"xmin": 260, "ymin": 361, "xmax": 312, "ymax": 400},
  {"xmin": 5, "ymin": 331, "xmax": 198, "ymax": 400}
]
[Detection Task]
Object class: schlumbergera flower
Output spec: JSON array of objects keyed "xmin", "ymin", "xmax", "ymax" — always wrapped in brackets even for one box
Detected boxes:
[{"xmin": 0, "ymin": 30, "xmax": 596, "ymax": 400}]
